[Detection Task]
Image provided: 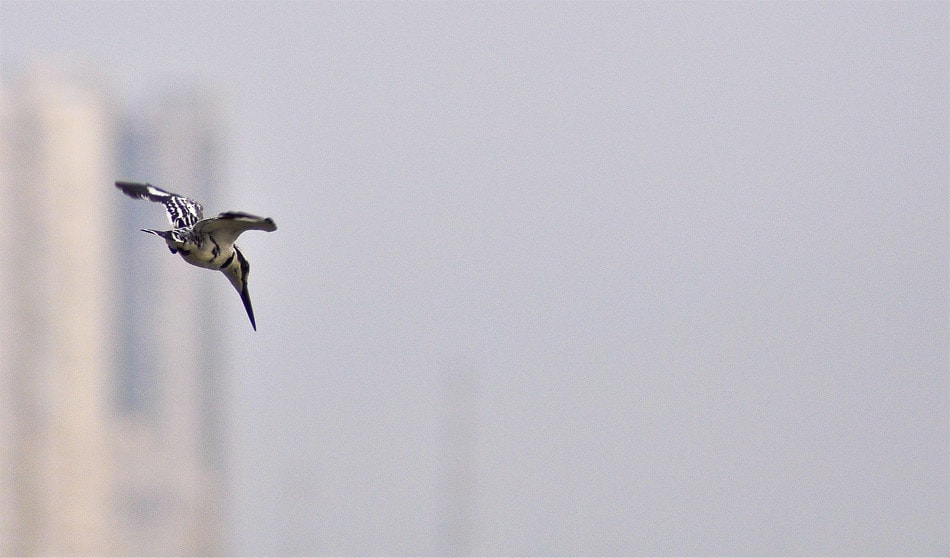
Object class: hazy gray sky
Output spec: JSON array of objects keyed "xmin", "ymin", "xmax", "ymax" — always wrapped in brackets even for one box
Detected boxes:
[{"xmin": 3, "ymin": 1, "xmax": 947, "ymax": 555}]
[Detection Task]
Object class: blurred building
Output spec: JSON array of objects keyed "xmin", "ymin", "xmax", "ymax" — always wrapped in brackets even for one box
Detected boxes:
[
  {"xmin": 0, "ymin": 64, "xmax": 118, "ymax": 557},
  {"xmin": 112, "ymin": 86, "xmax": 228, "ymax": 556},
  {"xmin": 0, "ymin": 66, "xmax": 225, "ymax": 556},
  {"xmin": 439, "ymin": 367, "xmax": 477, "ymax": 556}
]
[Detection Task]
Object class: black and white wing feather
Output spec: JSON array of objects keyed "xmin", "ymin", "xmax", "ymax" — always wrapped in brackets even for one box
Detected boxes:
[
  {"xmin": 115, "ymin": 181, "xmax": 204, "ymax": 228},
  {"xmin": 193, "ymin": 212, "xmax": 277, "ymax": 246}
]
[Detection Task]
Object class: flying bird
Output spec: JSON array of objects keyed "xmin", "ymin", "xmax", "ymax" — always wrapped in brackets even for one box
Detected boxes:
[{"xmin": 115, "ymin": 180, "xmax": 276, "ymax": 330}]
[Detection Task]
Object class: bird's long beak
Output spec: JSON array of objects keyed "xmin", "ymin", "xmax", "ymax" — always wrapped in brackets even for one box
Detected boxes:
[{"xmin": 240, "ymin": 285, "xmax": 257, "ymax": 331}]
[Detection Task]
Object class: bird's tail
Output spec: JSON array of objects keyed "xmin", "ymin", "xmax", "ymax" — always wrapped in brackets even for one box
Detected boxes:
[
  {"xmin": 141, "ymin": 229, "xmax": 178, "ymax": 254},
  {"xmin": 141, "ymin": 228, "xmax": 171, "ymax": 239}
]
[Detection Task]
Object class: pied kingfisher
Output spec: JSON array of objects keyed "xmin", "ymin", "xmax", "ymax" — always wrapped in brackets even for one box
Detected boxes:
[{"xmin": 116, "ymin": 181, "xmax": 277, "ymax": 330}]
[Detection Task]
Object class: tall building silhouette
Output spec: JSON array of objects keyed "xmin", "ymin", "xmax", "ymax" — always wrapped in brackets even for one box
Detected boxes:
[
  {"xmin": 439, "ymin": 366, "xmax": 477, "ymax": 556},
  {"xmin": 112, "ymin": 87, "xmax": 227, "ymax": 555},
  {"xmin": 0, "ymin": 66, "xmax": 225, "ymax": 555}
]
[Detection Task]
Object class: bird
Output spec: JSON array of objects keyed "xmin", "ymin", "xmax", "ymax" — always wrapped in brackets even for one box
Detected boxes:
[{"xmin": 115, "ymin": 180, "xmax": 276, "ymax": 330}]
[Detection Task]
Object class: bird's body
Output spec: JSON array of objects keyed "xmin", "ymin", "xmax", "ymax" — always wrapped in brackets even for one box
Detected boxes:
[{"xmin": 115, "ymin": 181, "xmax": 276, "ymax": 330}]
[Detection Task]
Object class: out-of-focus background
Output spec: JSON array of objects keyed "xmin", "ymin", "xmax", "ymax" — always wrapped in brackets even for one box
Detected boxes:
[{"xmin": 1, "ymin": 2, "xmax": 946, "ymax": 556}]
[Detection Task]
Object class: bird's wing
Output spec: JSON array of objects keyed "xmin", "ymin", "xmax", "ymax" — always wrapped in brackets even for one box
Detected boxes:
[
  {"xmin": 193, "ymin": 212, "xmax": 277, "ymax": 247},
  {"xmin": 115, "ymin": 181, "xmax": 204, "ymax": 229}
]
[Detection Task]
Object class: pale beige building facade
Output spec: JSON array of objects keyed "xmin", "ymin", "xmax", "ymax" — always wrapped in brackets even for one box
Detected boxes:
[{"xmin": 0, "ymin": 66, "xmax": 224, "ymax": 556}]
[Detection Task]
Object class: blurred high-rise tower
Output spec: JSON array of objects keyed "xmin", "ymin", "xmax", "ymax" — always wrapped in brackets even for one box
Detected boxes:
[
  {"xmin": 0, "ymin": 66, "xmax": 225, "ymax": 556},
  {"xmin": 112, "ymin": 87, "xmax": 227, "ymax": 556},
  {"xmin": 439, "ymin": 367, "xmax": 477, "ymax": 556},
  {"xmin": 0, "ymin": 64, "xmax": 118, "ymax": 557}
]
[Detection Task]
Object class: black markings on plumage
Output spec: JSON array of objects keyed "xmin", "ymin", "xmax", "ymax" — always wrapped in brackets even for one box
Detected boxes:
[
  {"xmin": 219, "ymin": 211, "xmax": 255, "ymax": 220},
  {"xmin": 164, "ymin": 196, "xmax": 203, "ymax": 229},
  {"xmin": 235, "ymin": 246, "xmax": 250, "ymax": 279},
  {"xmin": 116, "ymin": 181, "xmax": 276, "ymax": 331},
  {"xmin": 115, "ymin": 181, "xmax": 202, "ymax": 229},
  {"xmin": 210, "ymin": 237, "xmax": 220, "ymax": 259},
  {"xmin": 219, "ymin": 251, "xmax": 235, "ymax": 270}
]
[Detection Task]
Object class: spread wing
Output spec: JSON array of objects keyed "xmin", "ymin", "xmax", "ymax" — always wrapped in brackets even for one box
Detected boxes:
[
  {"xmin": 193, "ymin": 212, "xmax": 277, "ymax": 247},
  {"xmin": 115, "ymin": 181, "xmax": 204, "ymax": 229}
]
